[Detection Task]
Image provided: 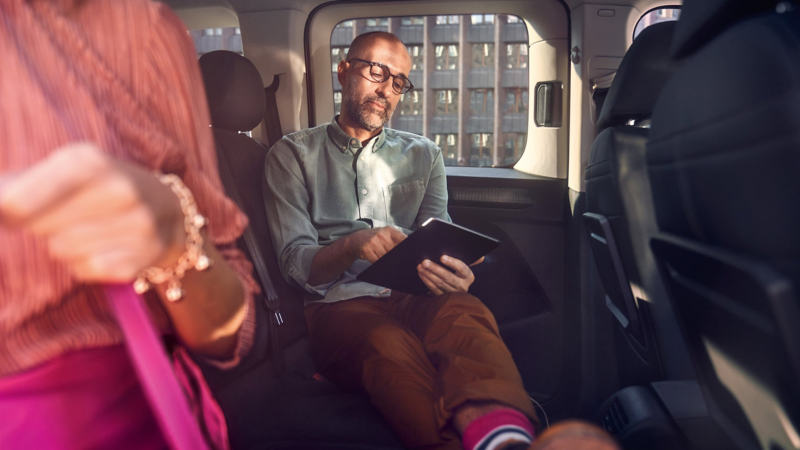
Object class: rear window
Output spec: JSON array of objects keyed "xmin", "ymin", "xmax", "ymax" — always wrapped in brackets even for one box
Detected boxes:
[
  {"xmin": 189, "ymin": 27, "xmax": 242, "ymax": 58},
  {"xmin": 331, "ymin": 15, "xmax": 530, "ymax": 167},
  {"xmin": 634, "ymin": 8, "xmax": 680, "ymax": 39}
]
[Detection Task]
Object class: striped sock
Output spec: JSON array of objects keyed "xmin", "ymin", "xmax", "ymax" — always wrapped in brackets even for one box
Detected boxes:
[{"xmin": 462, "ymin": 408, "xmax": 535, "ymax": 450}]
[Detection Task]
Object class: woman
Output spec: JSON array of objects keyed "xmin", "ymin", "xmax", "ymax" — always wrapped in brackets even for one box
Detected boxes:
[{"xmin": 0, "ymin": 0, "xmax": 258, "ymax": 447}]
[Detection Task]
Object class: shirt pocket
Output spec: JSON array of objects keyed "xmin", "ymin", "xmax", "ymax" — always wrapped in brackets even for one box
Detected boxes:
[{"xmin": 382, "ymin": 179, "xmax": 426, "ymax": 229}]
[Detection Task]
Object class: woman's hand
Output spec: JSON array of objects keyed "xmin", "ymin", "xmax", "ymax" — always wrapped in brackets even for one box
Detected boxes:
[{"xmin": 0, "ymin": 143, "xmax": 186, "ymax": 282}]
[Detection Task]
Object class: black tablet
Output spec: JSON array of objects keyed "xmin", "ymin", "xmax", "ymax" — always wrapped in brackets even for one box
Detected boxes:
[{"xmin": 356, "ymin": 218, "xmax": 500, "ymax": 295}]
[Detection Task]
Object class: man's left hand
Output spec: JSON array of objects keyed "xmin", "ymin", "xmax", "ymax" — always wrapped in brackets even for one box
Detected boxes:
[{"xmin": 417, "ymin": 255, "xmax": 478, "ymax": 295}]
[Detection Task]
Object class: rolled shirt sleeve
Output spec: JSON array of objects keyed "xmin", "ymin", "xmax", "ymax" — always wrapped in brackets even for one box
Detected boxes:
[{"xmin": 263, "ymin": 137, "xmax": 336, "ymax": 296}]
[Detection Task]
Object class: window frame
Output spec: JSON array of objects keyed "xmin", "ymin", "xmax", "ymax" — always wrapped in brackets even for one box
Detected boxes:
[
  {"xmin": 633, "ymin": 6, "xmax": 681, "ymax": 41},
  {"xmin": 307, "ymin": 1, "xmax": 570, "ymax": 177}
]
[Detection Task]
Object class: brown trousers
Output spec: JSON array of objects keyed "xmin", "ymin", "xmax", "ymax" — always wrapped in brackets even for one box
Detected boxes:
[{"xmin": 305, "ymin": 291, "xmax": 538, "ymax": 450}]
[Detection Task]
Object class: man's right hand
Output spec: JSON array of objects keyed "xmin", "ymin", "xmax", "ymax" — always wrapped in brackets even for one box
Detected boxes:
[{"xmin": 346, "ymin": 226, "xmax": 407, "ymax": 263}]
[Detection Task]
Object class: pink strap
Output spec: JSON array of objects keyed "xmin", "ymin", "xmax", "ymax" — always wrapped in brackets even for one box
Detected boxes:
[{"xmin": 104, "ymin": 284, "xmax": 210, "ymax": 450}]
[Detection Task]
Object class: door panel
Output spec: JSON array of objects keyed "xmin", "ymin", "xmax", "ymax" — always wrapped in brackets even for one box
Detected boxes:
[{"xmin": 446, "ymin": 167, "xmax": 576, "ymax": 419}]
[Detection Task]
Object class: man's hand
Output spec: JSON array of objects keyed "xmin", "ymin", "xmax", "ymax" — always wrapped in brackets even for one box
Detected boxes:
[
  {"xmin": 417, "ymin": 255, "xmax": 478, "ymax": 295},
  {"xmin": 346, "ymin": 226, "xmax": 407, "ymax": 263},
  {"xmin": 0, "ymin": 143, "xmax": 186, "ymax": 282}
]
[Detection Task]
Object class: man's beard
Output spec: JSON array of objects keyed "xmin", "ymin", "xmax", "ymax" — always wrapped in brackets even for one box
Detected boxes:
[{"xmin": 342, "ymin": 78, "xmax": 394, "ymax": 131}]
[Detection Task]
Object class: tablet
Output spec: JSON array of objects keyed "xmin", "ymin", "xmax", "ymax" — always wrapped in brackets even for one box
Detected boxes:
[{"xmin": 356, "ymin": 218, "xmax": 500, "ymax": 295}]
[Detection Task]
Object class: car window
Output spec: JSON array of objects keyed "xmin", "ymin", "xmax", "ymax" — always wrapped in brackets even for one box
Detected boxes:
[
  {"xmin": 633, "ymin": 7, "xmax": 680, "ymax": 39},
  {"xmin": 189, "ymin": 27, "xmax": 242, "ymax": 58},
  {"xmin": 330, "ymin": 15, "xmax": 529, "ymax": 167}
]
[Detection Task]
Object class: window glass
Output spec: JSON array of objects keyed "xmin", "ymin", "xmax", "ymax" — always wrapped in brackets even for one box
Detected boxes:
[
  {"xmin": 470, "ymin": 89, "xmax": 493, "ymax": 115},
  {"xmin": 190, "ymin": 27, "xmax": 242, "ymax": 58},
  {"xmin": 435, "ymin": 45, "xmax": 459, "ymax": 70},
  {"xmin": 471, "ymin": 14, "xmax": 495, "ymax": 24},
  {"xmin": 407, "ymin": 45, "xmax": 424, "ymax": 70},
  {"xmin": 436, "ymin": 15, "xmax": 460, "ymax": 24},
  {"xmin": 435, "ymin": 134, "xmax": 459, "ymax": 163},
  {"xmin": 470, "ymin": 133, "xmax": 493, "ymax": 167},
  {"xmin": 634, "ymin": 7, "xmax": 680, "ymax": 39},
  {"xmin": 399, "ymin": 91, "xmax": 423, "ymax": 116},
  {"xmin": 331, "ymin": 47, "xmax": 349, "ymax": 72},
  {"xmin": 506, "ymin": 44, "xmax": 528, "ymax": 69},
  {"xmin": 505, "ymin": 88, "xmax": 528, "ymax": 113},
  {"xmin": 472, "ymin": 43, "xmax": 494, "ymax": 68},
  {"xmin": 330, "ymin": 15, "xmax": 528, "ymax": 167},
  {"xmin": 333, "ymin": 92, "xmax": 342, "ymax": 115},
  {"xmin": 401, "ymin": 17, "xmax": 425, "ymax": 26},
  {"xmin": 503, "ymin": 133, "xmax": 526, "ymax": 165},
  {"xmin": 435, "ymin": 90, "xmax": 458, "ymax": 115}
]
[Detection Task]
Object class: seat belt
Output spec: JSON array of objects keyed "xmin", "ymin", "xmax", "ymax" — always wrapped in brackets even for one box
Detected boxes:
[
  {"xmin": 263, "ymin": 75, "xmax": 283, "ymax": 148},
  {"xmin": 215, "ymin": 140, "xmax": 285, "ymax": 374}
]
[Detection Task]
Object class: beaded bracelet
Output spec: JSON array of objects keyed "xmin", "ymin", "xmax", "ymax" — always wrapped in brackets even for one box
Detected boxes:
[{"xmin": 133, "ymin": 173, "xmax": 212, "ymax": 301}]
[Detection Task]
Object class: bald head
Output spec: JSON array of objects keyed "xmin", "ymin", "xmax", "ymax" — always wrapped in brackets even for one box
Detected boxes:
[{"xmin": 348, "ymin": 31, "xmax": 410, "ymax": 65}]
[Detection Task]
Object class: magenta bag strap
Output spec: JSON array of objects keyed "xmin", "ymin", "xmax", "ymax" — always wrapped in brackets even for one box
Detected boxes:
[{"xmin": 103, "ymin": 284, "xmax": 210, "ymax": 450}]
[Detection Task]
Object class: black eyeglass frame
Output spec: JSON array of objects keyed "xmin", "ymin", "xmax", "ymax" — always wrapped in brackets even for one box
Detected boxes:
[{"xmin": 347, "ymin": 58, "xmax": 414, "ymax": 94}]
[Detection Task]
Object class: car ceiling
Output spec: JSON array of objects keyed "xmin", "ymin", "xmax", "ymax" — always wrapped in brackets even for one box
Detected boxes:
[{"xmin": 164, "ymin": 0, "xmax": 676, "ymax": 19}]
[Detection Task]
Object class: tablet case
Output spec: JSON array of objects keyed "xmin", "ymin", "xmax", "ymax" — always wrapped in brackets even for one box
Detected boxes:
[{"xmin": 356, "ymin": 218, "xmax": 500, "ymax": 295}]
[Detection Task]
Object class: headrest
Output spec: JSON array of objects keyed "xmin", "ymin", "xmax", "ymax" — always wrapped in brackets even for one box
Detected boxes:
[
  {"xmin": 596, "ymin": 21, "xmax": 677, "ymax": 130},
  {"xmin": 199, "ymin": 51, "xmax": 266, "ymax": 133},
  {"xmin": 670, "ymin": 0, "xmax": 783, "ymax": 59}
]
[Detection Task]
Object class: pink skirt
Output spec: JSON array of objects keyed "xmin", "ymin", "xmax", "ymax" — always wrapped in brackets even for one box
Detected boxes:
[{"xmin": 0, "ymin": 345, "xmax": 169, "ymax": 449}]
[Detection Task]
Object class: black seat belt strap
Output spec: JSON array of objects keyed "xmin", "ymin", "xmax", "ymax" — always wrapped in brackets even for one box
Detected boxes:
[
  {"xmin": 215, "ymin": 141, "xmax": 284, "ymax": 373},
  {"xmin": 263, "ymin": 75, "xmax": 283, "ymax": 148}
]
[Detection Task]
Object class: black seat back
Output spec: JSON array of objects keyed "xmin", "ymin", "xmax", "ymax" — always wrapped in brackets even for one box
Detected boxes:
[
  {"xmin": 584, "ymin": 21, "xmax": 693, "ymax": 385},
  {"xmin": 647, "ymin": 1, "xmax": 800, "ymax": 448},
  {"xmin": 198, "ymin": 50, "xmax": 308, "ymax": 357}
]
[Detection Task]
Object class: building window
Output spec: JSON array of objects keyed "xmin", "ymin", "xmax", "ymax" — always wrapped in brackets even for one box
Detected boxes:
[
  {"xmin": 470, "ymin": 89, "xmax": 494, "ymax": 115},
  {"xmin": 507, "ymin": 15, "xmax": 521, "ymax": 23},
  {"xmin": 504, "ymin": 133, "xmax": 526, "ymax": 165},
  {"xmin": 399, "ymin": 91, "xmax": 423, "ymax": 116},
  {"xmin": 337, "ymin": 20, "xmax": 354, "ymax": 28},
  {"xmin": 366, "ymin": 18, "xmax": 389, "ymax": 27},
  {"xmin": 436, "ymin": 15, "xmax": 460, "ymax": 24},
  {"xmin": 331, "ymin": 47, "xmax": 349, "ymax": 72},
  {"xmin": 435, "ymin": 45, "xmax": 459, "ymax": 70},
  {"xmin": 634, "ymin": 8, "xmax": 681, "ymax": 39},
  {"xmin": 506, "ymin": 44, "xmax": 528, "ymax": 69},
  {"xmin": 434, "ymin": 134, "xmax": 459, "ymax": 161},
  {"xmin": 471, "ymin": 133, "xmax": 493, "ymax": 166},
  {"xmin": 435, "ymin": 90, "xmax": 458, "ymax": 115},
  {"xmin": 505, "ymin": 88, "xmax": 528, "ymax": 113},
  {"xmin": 472, "ymin": 43, "xmax": 494, "ymax": 68},
  {"xmin": 470, "ymin": 14, "xmax": 495, "ymax": 24},
  {"xmin": 401, "ymin": 17, "xmax": 425, "ymax": 25},
  {"xmin": 407, "ymin": 45, "xmax": 424, "ymax": 70},
  {"xmin": 333, "ymin": 91, "xmax": 342, "ymax": 115}
]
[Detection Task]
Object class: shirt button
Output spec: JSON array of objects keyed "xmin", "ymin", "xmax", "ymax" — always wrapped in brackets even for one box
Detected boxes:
[{"xmin": 361, "ymin": 189, "xmax": 368, "ymax": 195}]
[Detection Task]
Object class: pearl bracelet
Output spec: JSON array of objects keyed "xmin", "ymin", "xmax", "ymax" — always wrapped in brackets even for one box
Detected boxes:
[{"xmin": 133, "ymin": 173, "xmax": 212, "ymax": 301}]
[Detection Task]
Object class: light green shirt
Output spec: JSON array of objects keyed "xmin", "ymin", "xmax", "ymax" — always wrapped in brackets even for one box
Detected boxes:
[{"xmin": 263, "ymin": 117, "xmax": 451, "ymax": 304}]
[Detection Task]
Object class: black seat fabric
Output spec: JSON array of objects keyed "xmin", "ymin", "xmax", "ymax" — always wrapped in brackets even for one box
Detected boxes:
[
  {"xmin": 646, "ymin": 1, "xmax": 800, "ymax": 448},
  {"xmin": 199, "ymin": 50, "xmax": 307, "ymax": 353},
  {"xmin": 197, "ymin": 50, "xmax": 403, "ymax": 450},
  {"xmin": 584, "ymin": 21, "xmax": 693, "ymax": 383}
]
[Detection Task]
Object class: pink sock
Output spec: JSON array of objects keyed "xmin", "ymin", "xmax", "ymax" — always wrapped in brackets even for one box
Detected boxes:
[{"xmin": 461, "ymin": 408, "xmax": 535, "ymax": 450}]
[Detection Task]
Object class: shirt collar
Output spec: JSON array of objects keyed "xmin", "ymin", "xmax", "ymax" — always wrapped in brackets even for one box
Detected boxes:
[{"xmin": 328, "ymin": 115, "xmax": 387, "ymax": 153}]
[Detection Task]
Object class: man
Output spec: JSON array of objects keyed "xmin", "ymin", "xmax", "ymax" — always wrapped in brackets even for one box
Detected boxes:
[{"xmin": 264, "ymin": 31, "xmax": 617, "ymax": 450}]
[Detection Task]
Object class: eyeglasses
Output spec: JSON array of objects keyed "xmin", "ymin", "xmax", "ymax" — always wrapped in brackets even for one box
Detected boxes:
[{"xmin": 347, "ymin": 58, "xmax": 414, "ymax": 95}]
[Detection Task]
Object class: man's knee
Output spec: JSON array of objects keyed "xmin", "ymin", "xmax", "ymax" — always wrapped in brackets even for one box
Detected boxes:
[
  {"xmin": 363, "ymin": 322, "xmax": 422, "ymax": 358},
  {"xmin": 433, "ymin": 292, "xmax": 499, "ymax": 334}
]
